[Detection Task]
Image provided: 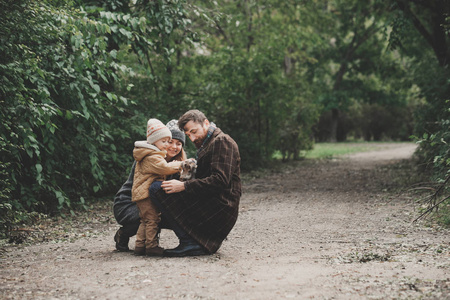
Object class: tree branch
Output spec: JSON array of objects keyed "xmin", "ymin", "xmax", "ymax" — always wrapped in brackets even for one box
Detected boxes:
[
  {"xmin": 413, "ymin": 195, "xmax": 450, "ymax": 222},
  {"xmin": 144, "ymin": 51, "xmax": 159, "ymax": 102},
  {"xmin": 413, "ymin": 173, "xmax": 450, "ymax": 222},
  {"xmin": 394, "ymin": 0, "xmax": 434, "ymax": 52},
  {"xmin": 213, "ymin": 19, "xmax": 230, "ymax": 44},
  {"xmin": 334, "ymin": 22, "xmax": 382, "ymax": 90}
]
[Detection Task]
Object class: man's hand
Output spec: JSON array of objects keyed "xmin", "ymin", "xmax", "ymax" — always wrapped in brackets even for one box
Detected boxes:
[{"xmin": 161, "ymin": 180, "xmax": 185, "ymax": 194}]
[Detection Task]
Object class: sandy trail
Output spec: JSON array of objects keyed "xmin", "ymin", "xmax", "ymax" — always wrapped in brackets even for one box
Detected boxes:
[{"xmin": 1, "ymin": 142, "xmax": 449, "ymax": 299}]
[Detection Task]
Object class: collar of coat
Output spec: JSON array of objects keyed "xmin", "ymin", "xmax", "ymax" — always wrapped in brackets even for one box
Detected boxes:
[
  {"xmin": 134, "ymin": 140, "xmax": 161, "ymax": 152},
  {"xmin": 196, "ymin": 126, "xmax": 219, "ymax": 160}
]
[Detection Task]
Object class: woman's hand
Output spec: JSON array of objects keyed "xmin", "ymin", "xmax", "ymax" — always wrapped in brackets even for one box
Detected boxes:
[{"xmin": 161, "ymin": 179, "xmax": 185, "ymax": 194}]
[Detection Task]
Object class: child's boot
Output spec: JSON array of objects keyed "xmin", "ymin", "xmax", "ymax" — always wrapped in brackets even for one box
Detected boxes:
[
  {"xmin": 145, "ymin": 227, "xmax": 163, "ymax": 256},
  {"xmin": 134, "ymin": 223, "xmax": 146, "ymax": 256},
  {"xmin": 134, "ymin": 246, "xmax": 146, "ymax": 256},
  {"xmin": 145, "ymin": 246, "xmax": 164, "ymax": 256}
]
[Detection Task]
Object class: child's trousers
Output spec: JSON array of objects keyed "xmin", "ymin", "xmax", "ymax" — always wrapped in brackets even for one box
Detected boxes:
[{"xmin": 135, "ymin": 197, "xmax": 161, "ymax": 249}]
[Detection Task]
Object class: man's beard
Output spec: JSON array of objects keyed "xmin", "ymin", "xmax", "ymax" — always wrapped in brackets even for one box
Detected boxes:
[
  {"xmin": 193, "ymin": 125, "xmax": 209, "ymax": 149},
  {"xmin": 194, "ymin": 138, "xmax": 204, "ymax": 149}
]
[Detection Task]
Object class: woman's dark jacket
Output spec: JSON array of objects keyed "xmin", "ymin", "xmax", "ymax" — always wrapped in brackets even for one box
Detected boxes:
[{"xmin": 113, "ymin": 161, "xmax": 140, "ymax": 225}]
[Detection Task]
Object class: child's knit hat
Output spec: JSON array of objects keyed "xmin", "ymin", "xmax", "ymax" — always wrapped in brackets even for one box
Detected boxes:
[{"xmin": 146, "ymin": 118, "xmax": 172, "ymax": 145}]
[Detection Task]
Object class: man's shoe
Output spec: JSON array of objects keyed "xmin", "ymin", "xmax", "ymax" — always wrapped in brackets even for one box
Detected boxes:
[
  {"xmin": 163, "ymin": 243, "xmax": 208, "ymax": 257},
  {"xmin": 114, "ymin": 228, "xmax": 129, "ymax": 252}
]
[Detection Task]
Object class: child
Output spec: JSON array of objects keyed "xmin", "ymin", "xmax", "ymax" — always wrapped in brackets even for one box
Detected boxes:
[{"xmin": 131, "ymin": 118, "xmax": 183, "ymax": 256}]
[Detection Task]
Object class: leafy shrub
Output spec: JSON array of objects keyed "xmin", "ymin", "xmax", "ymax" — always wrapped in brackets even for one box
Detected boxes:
[
  {"xmin": 0, "ymin": 0, "xmax": 132, "ymax": 218},
  {"xmin": 0, "ymin": 0, "xmax": 197, "ymax": 235}
]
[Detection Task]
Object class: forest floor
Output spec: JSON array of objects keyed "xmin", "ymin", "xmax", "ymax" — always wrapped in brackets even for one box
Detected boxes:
[{"xmin": 1, "ymin": 142, "xmax": 449, "ymax": 299}]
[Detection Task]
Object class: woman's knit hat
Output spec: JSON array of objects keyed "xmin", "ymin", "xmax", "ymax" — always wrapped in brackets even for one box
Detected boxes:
[
  {"xmin": 146, "ymin": 118, "xmax": 172, "ymax": 145},
  {"xmin": 166, "ymin": 119, "xmax": 186, "ymax": 146}
]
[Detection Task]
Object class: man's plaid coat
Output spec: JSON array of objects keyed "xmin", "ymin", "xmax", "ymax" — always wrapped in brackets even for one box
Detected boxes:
[{"xmin": 156, "ymin": 128, "xmax": 241, "ymax": 253}]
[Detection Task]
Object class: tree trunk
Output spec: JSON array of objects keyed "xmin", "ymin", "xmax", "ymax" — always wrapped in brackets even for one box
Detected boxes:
[
  {"xmin": 244, "ymin": 0, "xmax": 253, "ymax": 52},
  {"xmin": 329, "ymin": 108, "xmax": 339, "ymax": 142},
  {"xmin": 395, "ymin": 0, "xmax": 450, "ymax": 68},
  {"xmin": 329, "ymin": 22, "xmax": 380, "ymax": 142}
]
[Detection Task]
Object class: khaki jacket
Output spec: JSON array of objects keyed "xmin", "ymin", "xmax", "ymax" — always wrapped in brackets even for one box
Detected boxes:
[{"xmin": 131, "ymin": 146, "xmax": 182, "ymax": 202}]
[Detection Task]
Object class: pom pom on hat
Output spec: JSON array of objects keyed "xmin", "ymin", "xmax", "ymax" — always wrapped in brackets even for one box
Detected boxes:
[
  {"xmin": 146, "ymin": 118, "xmax": 172, "ymax": 145},
  {"xmin": 166, "ymin": 119, "xmax": 186, "ymax": 146}
]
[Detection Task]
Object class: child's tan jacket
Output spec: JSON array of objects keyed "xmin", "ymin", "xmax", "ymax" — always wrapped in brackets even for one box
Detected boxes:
[{"xmin": 131, "ymin": 144, "xmax": 181, "ymax": 202}]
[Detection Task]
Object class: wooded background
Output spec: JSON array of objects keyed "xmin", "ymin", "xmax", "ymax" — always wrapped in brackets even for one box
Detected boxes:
[{"xmin": 1, "ymin": 0, "xmax": 449, "ymax": 227}]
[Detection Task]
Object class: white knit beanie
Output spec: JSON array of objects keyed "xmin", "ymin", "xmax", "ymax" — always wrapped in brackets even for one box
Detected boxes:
[{"xmin": 146, "ymin": 118, "xmax": 172, "ymax": 145}]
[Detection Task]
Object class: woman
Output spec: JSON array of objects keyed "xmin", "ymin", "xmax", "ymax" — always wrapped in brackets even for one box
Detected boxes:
[{"xmin": 113, "ymin": 119, "xmax": 186, "ymax": 252}]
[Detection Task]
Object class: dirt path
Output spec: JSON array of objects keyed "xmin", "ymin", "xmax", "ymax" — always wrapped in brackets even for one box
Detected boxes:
[{"xmin": 2, "ymin": 143, "xmax": 449, "ymax": 299}]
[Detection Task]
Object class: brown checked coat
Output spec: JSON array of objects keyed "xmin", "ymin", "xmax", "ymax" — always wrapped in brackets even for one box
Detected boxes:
[{"xmin": 156, "ymin": 128, "xmax": 241, "ymax": 253}]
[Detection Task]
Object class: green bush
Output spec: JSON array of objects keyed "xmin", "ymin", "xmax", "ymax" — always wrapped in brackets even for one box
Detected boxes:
[
  {"xmin": 0, "ymin": 0, "xmax": 198, "ymax": 232},
  {"xmin": 0, "ymin": 0, "xmax": 132, "ymax": 217}
]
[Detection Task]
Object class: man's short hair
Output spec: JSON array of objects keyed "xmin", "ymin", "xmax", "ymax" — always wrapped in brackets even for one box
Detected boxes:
[{"xmin": 178, "ymin": 109, "xmax": 207, "ymax": 131}]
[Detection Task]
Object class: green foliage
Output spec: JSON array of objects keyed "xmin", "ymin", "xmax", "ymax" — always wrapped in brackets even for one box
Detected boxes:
[
  {"xmin": 0, "ymin": 0, "xmax": 133, "ymax": 217},
  {"xmin": 181, "ymin": 0, "xmax": 321, "ymax": 169},
  {"xmin": 411, "ymin": 66, "xmax": 450, "ymax": 179},
  {"xmin": 0, "ymin": 0, "xmax": 199, "ymax": 230},
  {"xmin": 386, "ymin": 1, "xmax": 450, "ymax": 223},
  {"xmin": 414, "ymin": 101, "xmax": 450, "ymax": 178},
  {"xmin": 307, "ymin": 0, "xmax": 403, "ymax": 141},
  {"xmin": 387, "ymin": 2, "xmax": 450, "ymax": 180},
  {"xmin": 105, "ymin": 0, "xmax": 323, "ymax": 169},
  {"xmin": 2, "ymin": 0, "xmax": 448, "ymax": 229},
  {"xmin": 434, "ymin": 199, "xmax": 450, "ymax": 227},
  {"xmin": 87, "ymin": 0, "xmax": 200, "ymax": 149}
]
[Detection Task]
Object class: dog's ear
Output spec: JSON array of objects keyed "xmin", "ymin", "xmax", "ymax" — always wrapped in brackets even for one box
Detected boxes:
[{"xmin": 180, "ymin": 160, "xmax": 189, "ymax": 170}]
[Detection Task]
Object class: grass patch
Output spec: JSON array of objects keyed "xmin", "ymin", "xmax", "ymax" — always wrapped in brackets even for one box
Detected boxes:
[
  {"xmin": 273, "ymin": 141, "xmax": 407, "ymax": 160},
  {"xmin": 250, "ymin": 142, "xmax": 403, "ymax": 183},
  {"xmin": 304, "ymin": 142, "xmax": 377, "ymax": 159}
]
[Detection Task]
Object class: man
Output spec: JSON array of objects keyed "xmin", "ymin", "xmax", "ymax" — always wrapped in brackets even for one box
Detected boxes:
[{"xmin": 149, "ymin": 109, "xmax": 242, "ymax": 257}]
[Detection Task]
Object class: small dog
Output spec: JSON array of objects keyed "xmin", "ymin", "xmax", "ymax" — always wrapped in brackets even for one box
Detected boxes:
[{"xmin": 179, "ymin": 159, "xmax": 197, "ymax": 181}]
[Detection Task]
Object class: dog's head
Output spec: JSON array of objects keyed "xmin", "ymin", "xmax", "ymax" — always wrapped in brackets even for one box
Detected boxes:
[{"xmin": 179, "ymin": 159, "xmax": 197, "ymax": 181}]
